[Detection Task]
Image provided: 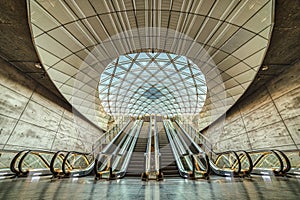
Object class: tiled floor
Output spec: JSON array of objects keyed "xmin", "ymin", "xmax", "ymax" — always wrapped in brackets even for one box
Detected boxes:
[{"xmin": 0, "ymin": 176, "xmax": 299, "ymax": 199}]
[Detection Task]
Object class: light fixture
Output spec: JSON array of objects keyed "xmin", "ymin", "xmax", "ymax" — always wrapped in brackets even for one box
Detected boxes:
[
  {"xmin": 35, "ymin": 63, "xmax": 42, "ymax": 69},
  {"xmin": 262, "ymin": 65, "xmax": 269, "ymax": 71}
]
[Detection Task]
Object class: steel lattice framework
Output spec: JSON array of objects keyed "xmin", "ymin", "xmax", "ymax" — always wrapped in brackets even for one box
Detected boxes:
[{"xmin": 99, "ymin": 52, "xmax": 207, "ymax": 117}]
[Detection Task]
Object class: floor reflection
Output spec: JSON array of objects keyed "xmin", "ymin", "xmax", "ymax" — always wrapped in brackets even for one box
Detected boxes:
[{"xmin": 0, "ymin": 176, "xmax": 299, "ymax": 199}]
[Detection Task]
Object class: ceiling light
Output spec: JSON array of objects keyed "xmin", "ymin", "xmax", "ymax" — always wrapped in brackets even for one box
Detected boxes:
[
  {"xmin": 262, "ymin": 65, "xmax": 269, "ymax": 71},
  {"xmin": 35, "ymin": 63, "xmax": 42, "ymax": 69}
]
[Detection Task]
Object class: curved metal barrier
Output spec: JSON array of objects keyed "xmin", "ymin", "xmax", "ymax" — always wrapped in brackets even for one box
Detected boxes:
[
  {"xmin": 175, "ymin": 119, "xmax": 296, "ymax": 177},
  {"xmin": 0, "ymin": 149, "xmax": 20, "ymax": 178},
  {"xmin": 50, "ymin": 151, "xmax": 68, "ymax": 176},
  {"xmin": 10, "ymin": 150, "xmax": 57, "ymax": 177},
  {"xmin": 49, "ymin": 120, "xmax": 131, "ymax": 178},
  {"xmin": 283, "ymin": 150, "xmax": 300, "ymax": 176},
  {"xmin": 175, "ymin": 120, "xmax": 241, "ymax": 177},
  {"xmin": 2, "ymin": 118, "xmax": 298, "ymax": 181}
]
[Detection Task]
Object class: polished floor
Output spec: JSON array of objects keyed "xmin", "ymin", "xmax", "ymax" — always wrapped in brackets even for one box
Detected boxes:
[{"xmin": 0, "ymin": 176, "xmax": 299, "ymax": 200}]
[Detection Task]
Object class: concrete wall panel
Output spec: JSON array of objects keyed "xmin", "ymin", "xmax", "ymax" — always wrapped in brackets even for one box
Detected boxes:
[
  {"xmin": 203, "ymin": 62, "xmax": 300, "ymax": 152},
  {"xmin": 0, "ymin": 115, "xmax": 18, "ymax": 144},
  {"xmin": 248, "ymin": 121, "xmax": 294, "ymax": 150},
  {"xmin": 0, "ymin": 59, "xmax": 36, "ymax": 98},
  {"xmin": 215, "ymin": 133, "xmax": 251, "ymax": 152},
  {"xmin": 6, "ymin": 121, "xmax": 57, "ymax": 149},
  {"xmin": 0, "ymin": 86, "xmax": 28, "ymax": 119},
  {"xmin": 0, "ymin": 57, "xmax": 104, "ymax": 152},
  {"xmin": 242, "ymin": 102, "xmax": 282, "ymax": 132},
  {"xmin": 273, "ymin": 86, "xmax": 300, "ymax": 120},
  {"xmin": 284, "ymin": 115, "xmax": 300, "ymax": 147},
  {"xmin": 267, "ymin": 62, "xmax": 300, "ymax": 99},
  {"xmin": 20, "ymin": 100, "xmax": 61, "ymax": 132}
]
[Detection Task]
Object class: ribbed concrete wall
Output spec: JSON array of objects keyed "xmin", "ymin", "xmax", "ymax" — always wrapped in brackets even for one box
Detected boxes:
[
  {"xmin": 203, "ymin": 62, "xmax": 300, "ymax": 152},
  {"xmin": 0, "ymin": 58, "xmax": 103, "ymax": 152}
]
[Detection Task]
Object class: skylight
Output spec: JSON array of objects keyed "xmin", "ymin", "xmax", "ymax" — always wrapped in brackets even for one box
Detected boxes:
[{"xmin": 99, "ymin": 52, "xmax": 207, "ymax": 117}]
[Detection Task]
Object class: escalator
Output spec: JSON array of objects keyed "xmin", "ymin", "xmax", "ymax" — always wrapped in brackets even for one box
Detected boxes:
[
  {"xmin": 174, "ymin": 120, "xmax": 297, "ymax": 177},
  {"xmin": 52, "ymin": 121, "xmax": 132, "ymax": 178},
  {"xmin": 175, "ymin": 121, "xmax": 242, "ymax": 177},
  {"xmin": 164, "ymin": 120, "xmax": 209, "ymax": 179},
  {"xmin": 1, "ymin": 119, "xmax": 298, "ymax": 180},
  {"xmin": 126, "ymin": 122, "xmax": 149, "ymax": 177},
  {"xmin": 173, "ymin": 122, "xmax": 198, "ymax": 154},
  {"xmin": 95, "ymin": 120, "xmax": 144, "ymax": 179},
  {"xmin": 104, "ymin": 121, "xmax": 134, "ymax": 155},
  {"xmin": 157, "ymin": 121, "xmax": 180, "ymax": 177}
]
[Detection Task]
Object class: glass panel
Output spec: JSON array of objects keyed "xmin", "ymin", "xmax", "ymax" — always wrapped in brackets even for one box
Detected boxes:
[{"xmin": 99, "ymin": 52, "xmax": 207, "ymax": 117}]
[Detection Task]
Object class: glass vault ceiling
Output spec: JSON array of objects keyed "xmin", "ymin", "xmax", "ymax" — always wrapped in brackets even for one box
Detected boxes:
[
  {"xmin": 28, "ymin": 0, "xmax": 275, "ymax": 130},
  {"xmin": 99, "ymin": 52, "xmax": 207, "ymax": 117}
]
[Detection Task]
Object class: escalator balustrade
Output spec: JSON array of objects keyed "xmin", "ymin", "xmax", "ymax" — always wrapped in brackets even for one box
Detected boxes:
[
  {"xmin": 284, "ymin": 150, "xmax": 300, "ymax": 176},
  {"xmin": 0, "ymin": 150, "xmax": 19, "ymax": 178},
  {"xmin": 1, "ymin": 120, "xmax": 298, "ymax": 181},
  {"xmin": 172, "ymin": 121, "xmax": 210, "ymax": 179},
  {"xmin": 126, "ymin": 122, "xmax": 149, "ymax": 177},
  {"xmin": 95, "ymin": 120, "xmax": 143, "ymax": 180},
  {"xmin": 10, "ymin": 150, "xmax": 55, "ymax": 177},
  {"xmin": 158, "ymin": 121, "xmax": 180, "ymax": 177},
  {"xmin": 249, "ymin": 150, "xmax": 290, "ymax": 176}
]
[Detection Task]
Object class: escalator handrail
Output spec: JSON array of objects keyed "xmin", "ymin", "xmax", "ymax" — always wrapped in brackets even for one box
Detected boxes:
[
  {"xmin": 175, "ymin": 120, "xmax": 241, "ymax": 176},
  {"xmin": 251, "ymin": 150, "xmax": 284, "ymax": 174},
  {"xmin": 167, "ymin": 121, "xmax": 194, "ymax": 171},
  {"xmin": 89, "ymin": 120, "xmax": 130, "ymax": 155},
  {"xmin": 10, "ymin": 150, "xmax": 30, "ymax": 174},
  {"xmin": 101, "ymin": 120, "xmax": 143, "ymax": 179},
  {"xmin": 192, "ymin": 153, "xmax": 211, "ymax": 176},
  {"xmin": 176, "ymin": 120, "xmax": 214, "ymax": 152},
  {"xmin": 154, "ymin": 116, "xmax": 161, "ymax": 173},
  {"xmin": 112, "ymin": 120, "xmax": 142, "ymax": 170},
  {"xmin": 112, "ymin": 121, "xmax": 139, "ymax": 160},
  {"xmin": 171, "ymin": 122, "xmax": 193, "ymax": 156},
  {"xmin": 144, "ymin": 118, "xmax": 153, "ymax": 174},
  {"xmin": 62, "ymin": 151, "xmax": 91, "ymax": 175},
  {"xmin": 120, "ymin": 120, "xmax": 144, "ymax": 177},
  {"xmin": 50, "ymin": 151, "xmax": 67, "ymax": 175},
  {"xmin": 94, "ymin": 120, "xmax": 136, "ymax": 175},
  {"xmin": 274, "ymin": 150, "xmax": 291, "ymax": 173},
  {"xmin": 94, "ymin": 121, "xmax": 132, "ymax": 174},
  {"xmin": 99, "ymin": 121, "xmax": 131, "ymax": 155},
  {"xmin": 175, "ymin": 120, "xmax": 215, "ymax": 155},
  {"xmin": 163, "ymin": 120, "xmax": 190, "ymax": 178},
  {"xmin": 173, "ymin": 122, "xmax": 212, "ymax": 175},
  {"xmin": 18, "ymin": 150, "xmax": 52, "ymax": 175}
]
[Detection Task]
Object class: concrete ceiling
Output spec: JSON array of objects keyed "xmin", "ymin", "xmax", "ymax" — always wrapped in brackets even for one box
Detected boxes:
[
  {"xmin": 239, "ymin": 0, "xmax": 300, "ymax": 100},
  {"xmin": 0, "ymin": 0, "xmax": 299, "ymax": 120},
  {"xmin": 0, "ymin": 0, "xmax": 67, "ymax": 102}
]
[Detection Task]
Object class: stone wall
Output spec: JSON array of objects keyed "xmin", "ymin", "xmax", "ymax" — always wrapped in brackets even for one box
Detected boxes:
[
  {"xmin": 203, "ymin": 62, "xmax": 300, "ymax": 152},
  {"xmin": 0, "ymin": 58, "xmax": 104, "ymax": 152}
]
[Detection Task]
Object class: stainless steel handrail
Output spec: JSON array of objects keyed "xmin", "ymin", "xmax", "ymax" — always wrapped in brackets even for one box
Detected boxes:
[
  {"xmin": 144, "ymin": 117, "xmax": 152, "ymax": 176},
  {"xmin": 175, "ymin": 120, "xmax": 239, "ymax": 176},
  {"xmin": 163, "ymin": 120, "xmax": 190, "ymax": 178},
  {"xmin": 167, "ymin": 121, "xmax": 193, "ymax": 171},
  {"xmin": 154, "ymin": 116, "xmax": 161, "ymax": 176}
]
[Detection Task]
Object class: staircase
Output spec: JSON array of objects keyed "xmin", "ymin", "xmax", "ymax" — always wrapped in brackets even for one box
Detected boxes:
[
  {"xmin": 126, "ymin": 122, "xmax": 149, "ymax": 177},
  {"xmin": 158, "ymin": 122, "xmax": 180, "ymax": 177}
]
